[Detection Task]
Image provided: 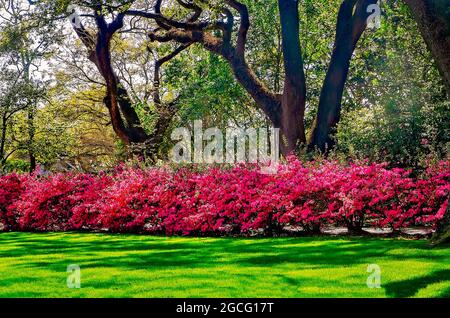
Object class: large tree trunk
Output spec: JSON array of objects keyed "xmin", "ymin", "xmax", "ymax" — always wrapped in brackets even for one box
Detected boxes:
[
  {"xmin": 219, "ymin": 0, "xmax": 306, "ymax": 155},
  {"xmin": 72, "ymin": 10, "xmax": 180, "ymax": 161},
  {"xmin": 403, "ymin": 0, "xmax": 450, "ymax": 97},
  {"xmin": 278, "ymin": 0, "xmax": 307, "ymax": 154},
  {"xmin": 308, "ymin": 0, "xmax": 377, "ymax": 152},
  {"xmin": 27, "ymin": 106, "xmax": 36, "ymax": 172},
  {"xmin": 0, "ymin": 115, "xmax": 6, "ymax": 166},
  {"xmin": 94, "ymin": 14, "xmax": 148, "ymax": 146}
]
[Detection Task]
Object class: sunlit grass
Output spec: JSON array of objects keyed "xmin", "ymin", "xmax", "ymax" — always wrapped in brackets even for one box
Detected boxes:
[{"xmin": 0, "ymin": 232, "xmax": 448, "ymax": 298}]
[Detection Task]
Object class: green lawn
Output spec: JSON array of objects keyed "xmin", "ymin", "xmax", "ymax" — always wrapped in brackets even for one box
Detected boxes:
[{"xmin": 0, "ymin": 232, "xmax": 449, "ymax": 298}]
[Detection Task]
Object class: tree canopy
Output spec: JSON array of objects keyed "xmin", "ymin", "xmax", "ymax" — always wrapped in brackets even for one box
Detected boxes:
[{"xmin": 0, "ymin": 0, "xmax": 448, "ymax": 171}]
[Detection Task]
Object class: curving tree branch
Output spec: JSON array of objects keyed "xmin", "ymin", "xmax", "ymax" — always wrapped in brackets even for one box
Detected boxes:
[{"xmin": 70, "ymin": 2, "xmax": 186, "ymax": 160}]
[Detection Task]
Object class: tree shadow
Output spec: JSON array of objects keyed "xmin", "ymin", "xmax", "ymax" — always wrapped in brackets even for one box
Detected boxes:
[
  {"xmin": 384, "ymin": 270, "xmax": 450, "ymax": 298},
  {"xmin": 0, "ymin": 233, "xmax": 447, "ymax": 270},
  {"xmin": 0, "ymin": 232, "xmax": 449, "ymax": 297}
]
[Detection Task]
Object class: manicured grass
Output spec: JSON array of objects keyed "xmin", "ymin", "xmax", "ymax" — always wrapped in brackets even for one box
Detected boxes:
[{"xmin": 0, "ymin": 232, "xmax": 449, "ymax": 298}]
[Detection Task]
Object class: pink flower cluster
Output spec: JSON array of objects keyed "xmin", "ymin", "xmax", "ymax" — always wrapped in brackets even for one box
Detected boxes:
[{"xmin": 0, "ymin": 158, "xmax": 448, "ymax": 236}]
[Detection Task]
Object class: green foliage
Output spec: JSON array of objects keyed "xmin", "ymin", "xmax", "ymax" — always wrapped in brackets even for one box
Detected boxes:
[
  {"xmin": 336, "ymin": 1, "xmax": 449, "ymax": 167},
  {"xmin": 1, "ymin": 159, "xmax": 30, "ymax": 173},
  {"xmin": 167, "ymin": 48, "xmax": 259, "ymax": 127},
  {"xmin": 337, "ymin": 100, "xmax": 449, "ymax": 167},
  {"xmin": 36, "ymin": 86, "xmax": 120, "ymax": 171}
]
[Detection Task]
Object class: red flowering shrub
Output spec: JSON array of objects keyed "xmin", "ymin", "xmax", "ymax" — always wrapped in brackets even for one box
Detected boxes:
[
  {"xmin": 95, "ymin": 168, "xmax": 171, "ymax": 233},
  {"xmin": 0, "ymin": 173, "xmax": 25, "ymax": 230},
  {"xmin": 394, "ymin": 161, "xmax": 450, "ymax": 229},
  {"xmin": 156, "ymin": 168, "xmax": 203, "ymax": 235},
  {"xmin": 185, "ymin": 166, "xmax": 276, "ymax": 235},
  {"xmin": 334, "ymin": 164, "xmax": 414, "ymax": 232},
  {"xmin": 273, "ymin": 159, "xmax": 346, "ymax": 233},
  {"xmin": 12, "ymin": 174, "xmax": 96, "ymax": 231},
  {"xmin": 69, "ymin": 173, "xmax": 113, "ymax": 231},
  {"xmin": 0, "ymin": 159, "xmax": 448, "ymax": 236}
]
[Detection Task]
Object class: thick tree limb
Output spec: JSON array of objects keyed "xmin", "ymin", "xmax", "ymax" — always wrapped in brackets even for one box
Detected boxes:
[
  {"xmin": 308, "ymin": 0, "xmax": 378, "ymax": 152},
  {"xmin": 125, "ymin": 10, "xmax": 212, "ymax": 31},
  {"xmin": 403, "ymin": 0, "xmax": 450, "ymax": 96},
  {"xmin": 175, "ymin": 0, "xmax": 202, "ymax": 22},
  {"xmin": 225, "ymin": 0, "xmax": 249, "ymax": 58},
  {"xmin": 278, "ymin": 0, "xmax": 307, "ymax": 153},
  {"xmin": 70, "ymin": 9, "xmax": 154, "ymax": 145},
  {"xmin": 128, "ymin": 0, "xmax": 282, "ymax": 147}
]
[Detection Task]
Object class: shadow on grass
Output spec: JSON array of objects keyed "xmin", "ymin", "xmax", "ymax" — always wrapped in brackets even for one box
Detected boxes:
[
  {"xmin": 384, "ymin": 270, "xmax": 450, "ymax": 298},
  {"xmin": 0, "ymin": 232, "xmax": 449, "ymax": 297},
  {"xmin": 0, "ymin": 232, "xmax": 448, "ymax": 267}
]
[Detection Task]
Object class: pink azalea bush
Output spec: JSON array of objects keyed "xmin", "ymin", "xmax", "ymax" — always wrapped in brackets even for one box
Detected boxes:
[
  {"xmin": 0, "ymin": 173, "xmax": 25, "ymax": 230},
  {"xmin": 12, "ymin": 173, "xmax": 98, "ymax": 231},
  {"xmin": 0, "ymin": 158, "xmax": 448, "ymax": 236}
]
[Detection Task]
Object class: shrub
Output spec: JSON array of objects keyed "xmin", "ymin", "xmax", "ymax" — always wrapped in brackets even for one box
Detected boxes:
[
  {"xmin": 0, "ymin": 173, "xmax": 25, "ymax": 230},
  {"xmin": 273, "ymin": 159, "xmax": 342, "ymax": 234},
  {"xmin": 12, "ymin": 174, "xmax": 96, "ymax": 231},
  {"xmin": 0, "ymin": 159, "xmax": 448, "ymax": 236},
  {"xmin": 95, "ymin": 168, "xmax": 170, "ymax": 233},
  {"xmin": 69, "ymin": 173, "xmax": 113, "ymax": 231}
]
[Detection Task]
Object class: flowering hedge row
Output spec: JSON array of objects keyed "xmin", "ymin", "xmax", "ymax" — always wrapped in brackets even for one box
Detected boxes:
[{"xmin": 0, "ymin": 158, "xmax": 449, "ymax": 236}]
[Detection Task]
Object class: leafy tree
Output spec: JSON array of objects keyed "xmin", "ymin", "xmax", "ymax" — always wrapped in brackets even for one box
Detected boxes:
[
  {"xmin": 336, "ymin": 1, "xmax": 449, "ymax": 167},
  {"xmin": 2, "ymin": 0, "xmax": 448, "ymax": 169},
  {"xmin": 116, "ymin": 0, "xmax": 378, "ymax": 154},
  {"xmin": 36, "ymin": 85, "xmax": 120, "ymax": 171},
  {"xmin": 0, "ymin": 0, "xmax": 58, "ymax": 171},
  {"xmin": 403, "ymin": 0, "xmax": 450, "ymax": 96},
  {"xmin": 23, "ymin": 0, "xmax": 377, "ymax": 156}
]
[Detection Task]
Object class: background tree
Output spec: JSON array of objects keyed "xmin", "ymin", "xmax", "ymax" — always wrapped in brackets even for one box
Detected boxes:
[
  {"xmin": 403, "ymin": 0, "xmax": 450, "ymax": 97},
  {"xmin": 65, "ymin": 1, "xmax": 193, "ymax": 161},
  {"xmin": 121, "ymin": 0, "xmax": 379, "ymax": 154},
  {"xmin": 1, "ymin": 0, "xmax": 448, "ymax": 171},
  {"xmin": 0, "ymin": 0, "xmax": 57, "ymax": 171},
  {"xmin": 336, "ymin": 1, "xmax": 449, "ymax": 168}
]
